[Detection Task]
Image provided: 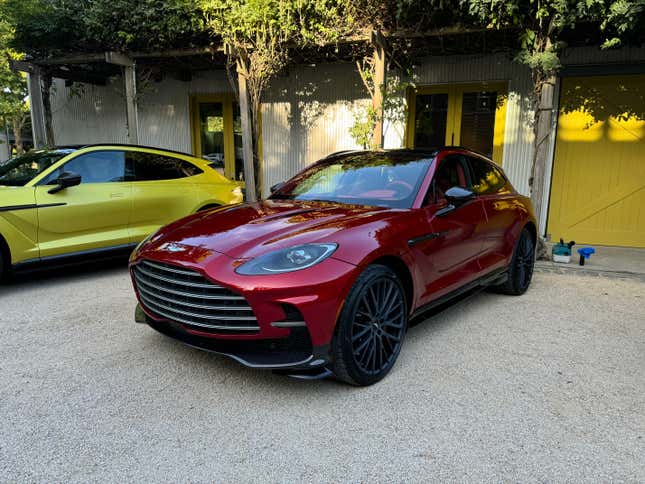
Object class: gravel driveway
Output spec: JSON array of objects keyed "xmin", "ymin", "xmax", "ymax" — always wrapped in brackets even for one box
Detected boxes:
[{"xmin": 1, "ymin": 263, "xmax": 644, "ymax": 482}]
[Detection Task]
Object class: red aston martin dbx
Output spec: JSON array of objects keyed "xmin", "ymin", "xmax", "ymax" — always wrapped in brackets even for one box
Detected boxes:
[{"xmin": 130, "ymin": 148, "xmax": 537, "ymax": 385}]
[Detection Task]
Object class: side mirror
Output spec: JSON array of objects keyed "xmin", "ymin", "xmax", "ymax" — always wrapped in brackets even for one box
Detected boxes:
[
  {"xmin": 436, "ymin": 186, "xmax": 475, "ymax": 216},
  {"xmin": 444, "ymin": 186, "xmax": 474, "ymax": 206},
  {"xmin": 48, "ymin": 171, "xmax": 82, "ymax": 194},
  {"xmin": 270, "ymin": 181, "xmax": 285, "ymax": 193}
]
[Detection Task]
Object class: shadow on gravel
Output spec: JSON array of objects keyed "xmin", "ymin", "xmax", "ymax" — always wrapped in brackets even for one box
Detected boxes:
[
  {"xmin": 1, "ymin": 255, "xmax": 131, "ymax": 294},
  {"xmin": 139, "ymin": 285, "xmax": 493, "ymax": 391}
]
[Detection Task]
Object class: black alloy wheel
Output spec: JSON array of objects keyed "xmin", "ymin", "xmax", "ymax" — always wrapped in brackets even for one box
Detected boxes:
[
  {"xmin": 332, "ymin": 265, "xmax": 407, "ymax": 386},
  {"xmin": 496, "ymin": 227, "xmax": 535, "ymax": 295}
]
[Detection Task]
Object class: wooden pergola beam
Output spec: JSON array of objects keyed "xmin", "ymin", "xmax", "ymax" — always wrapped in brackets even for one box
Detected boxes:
[
  {"xmin": 235, "ymin": 56, "xmax": 257, "ymax": 202},
  {"xmin": 10, "ymin": 59, "xmax": 108, "ymax": 85},
  {"xmin": 26, "ymin": 67, "xmax": 47, "ymax": 148},
  {"xmin": 371, "ymin": 30, "xmax": 387, "ymax": 149},
  {"xmin": 105, "ymin": 52, "xmax": 139, "ymax": 144},
  {"xmin": 35, "ymin": 47, "xmax": 219, "ymax": 66}
]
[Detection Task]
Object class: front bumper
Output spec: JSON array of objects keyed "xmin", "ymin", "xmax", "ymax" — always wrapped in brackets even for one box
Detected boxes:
[
  {"xmin": 130, "ymin": 251, "xmax": 360, "ymax": 370},
  {"xmin": 137, "ymin": 304, "xmax": 331, "ymax": 372}
]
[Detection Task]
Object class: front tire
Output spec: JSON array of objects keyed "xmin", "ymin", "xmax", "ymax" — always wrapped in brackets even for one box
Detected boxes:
[
  {"xmin": 331, "ymin": 265, "xmax": 408, "ymax": 386},
  {"xmin": 496, "ymin": 227, "xmax": 535, "ymax": 295}
]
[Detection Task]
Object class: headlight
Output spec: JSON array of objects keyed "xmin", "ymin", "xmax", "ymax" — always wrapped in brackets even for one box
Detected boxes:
[
  {"xmin": 232, "ymin": 186, "xmax": 243, "ymax": 198},
  {"xmin": 235, "ymin": 243, "xmax": 338, "ymax": 275}
]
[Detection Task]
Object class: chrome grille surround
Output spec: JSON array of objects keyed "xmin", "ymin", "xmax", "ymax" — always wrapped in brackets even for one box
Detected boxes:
[{"xmin": 133, "ymin": 259, "xmax": 259, "ymax": 332}]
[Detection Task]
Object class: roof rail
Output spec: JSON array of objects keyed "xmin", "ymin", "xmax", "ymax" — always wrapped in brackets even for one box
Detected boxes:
[{"xmin": 73, "ymin": 143, "xmax": 196, "ymax": 157}]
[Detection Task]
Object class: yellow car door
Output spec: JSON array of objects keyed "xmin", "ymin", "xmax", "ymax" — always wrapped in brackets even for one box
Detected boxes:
[
  {"xmin": 34, "ymin": 150, "xmax": 132, "ymax": 258},
  {"xmin": 127, "ymin": 150, "xmax": 200, "ymax": 243}
]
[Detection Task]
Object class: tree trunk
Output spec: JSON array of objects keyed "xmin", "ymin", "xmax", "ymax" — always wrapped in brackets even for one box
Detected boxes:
[
  {"xmin": 529, "ymin": 74, "xmax": 557, "ymax": 259},
  {"xmin": 235, "ymin": 57, "xmax": 258, "ymax": 202},
  {"xmin": 250, "ymin": 95, "xmax": 262, "ymax": 199},
  {"xmin": 371, "ymin": 31, "xmax": 386, "ymax": 149},
  {"xmin": 11, "ymin": 115, "xmax": 24, "ymax": 154}
]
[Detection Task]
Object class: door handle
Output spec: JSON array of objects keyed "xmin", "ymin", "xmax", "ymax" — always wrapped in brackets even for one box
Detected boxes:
[
  {"xmin": 110, "ymin": 193, "xmax": 125, "ymax": 198},
  {"xmin": 408, "ymin": 231, "xmax": 449, "ymax": 247}
]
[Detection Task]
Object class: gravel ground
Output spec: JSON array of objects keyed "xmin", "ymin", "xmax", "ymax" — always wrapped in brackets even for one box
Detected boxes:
[{"xmin": 1, "ymin": 263, "xmax": 644, "ymax": 482}]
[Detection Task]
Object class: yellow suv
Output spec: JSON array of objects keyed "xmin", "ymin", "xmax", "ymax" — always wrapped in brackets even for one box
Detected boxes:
[{"xmin": 0, "ymin": 144, "xmax": 243, "ymax": 277}]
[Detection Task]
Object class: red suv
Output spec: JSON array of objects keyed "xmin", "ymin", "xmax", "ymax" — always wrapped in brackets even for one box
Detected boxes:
[{"xmin": 130, "ymin": 149, "xmax": 537, "ymax": 385}]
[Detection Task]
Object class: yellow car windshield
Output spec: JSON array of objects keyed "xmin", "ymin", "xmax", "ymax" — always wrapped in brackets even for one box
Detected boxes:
[{"xmin": 0, "ymin": 149, "xmax": 75, "ymax": 186}]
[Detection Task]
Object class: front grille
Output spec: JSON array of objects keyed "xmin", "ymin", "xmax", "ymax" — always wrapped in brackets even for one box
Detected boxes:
[{"xmin": 132, "ymin": 259, "xmax": 259, "ymax": 333}]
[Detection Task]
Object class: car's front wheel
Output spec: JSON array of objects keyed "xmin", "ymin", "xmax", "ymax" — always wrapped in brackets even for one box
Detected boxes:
[{"xmin": 332, "ymin": 264, "xmax": 407, "ymax": 386}]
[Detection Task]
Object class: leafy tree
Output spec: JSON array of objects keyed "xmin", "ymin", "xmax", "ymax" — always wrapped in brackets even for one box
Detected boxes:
[
  {"xmin": 199, "ymin": 0, "xmax": 355, "ymax": 199},
  {"xmin": 464, "ymin": 0, "xmax": 645, "ymax": 250},
  {"xmin": 0, "ymin": 4, "xmax": 29, "ymax": 154},
  {"xmin": 3, "ymin": 0, "xmax": 207, "ymax": 57}
]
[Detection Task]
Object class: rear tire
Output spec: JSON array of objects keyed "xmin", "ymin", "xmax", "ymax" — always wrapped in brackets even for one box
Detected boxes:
[
  {"xmin": 331, "ymin": 265, "xmax": 408, "ymax": 386},
  {"xmin": 495, "ymin": 227, "xmax": 535, "ymax": 295}
]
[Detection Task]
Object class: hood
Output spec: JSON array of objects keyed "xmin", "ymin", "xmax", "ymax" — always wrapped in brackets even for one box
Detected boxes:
[{"xmin": 146, "ymin": 200, "xmax": 396, "ymax": 259}]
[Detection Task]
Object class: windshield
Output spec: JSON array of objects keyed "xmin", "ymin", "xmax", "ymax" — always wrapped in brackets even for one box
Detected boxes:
[
  {"xmin": 0, "ymin": 149, "xmax": 75, "ymax": 186},
  {"xmin": 270, "ymin": 153, "xmax": 434, "ymax": 208}
]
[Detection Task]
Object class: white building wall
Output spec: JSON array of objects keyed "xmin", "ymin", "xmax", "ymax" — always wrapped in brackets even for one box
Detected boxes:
[
  {"xmin": 50, "ymin": 70, "xmax": 233, "ymax": 152},
  {"xmin": 51, "ymin": 79, "xmax": 129, "ymax": 145},
  {"xmin": 261, "ymin": 63, "xmax": 368, "ymax": 194}
]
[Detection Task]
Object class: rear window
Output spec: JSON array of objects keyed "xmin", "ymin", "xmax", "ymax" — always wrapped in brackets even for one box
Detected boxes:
[{"xmin": 127, "ymin": 152, "xmax": 203, "ymax": 181}]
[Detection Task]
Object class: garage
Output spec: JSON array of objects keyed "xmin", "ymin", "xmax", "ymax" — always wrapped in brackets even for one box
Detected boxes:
[{"xmin": 547, "ymin": 74, "xmax": 645, "ymax": 248}]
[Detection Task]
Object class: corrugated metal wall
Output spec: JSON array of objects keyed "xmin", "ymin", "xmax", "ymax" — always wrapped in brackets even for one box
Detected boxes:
[
  {"xmin": 261, "ymin": 63, "xmax": 368, "ymax": 194},
  {"xmin": 51, "ymin": 79, "xmax": 129, "ymax": 144},
  {"xmin": 51, "ymin": 69, "xmax": 233, "ymax": 153}
]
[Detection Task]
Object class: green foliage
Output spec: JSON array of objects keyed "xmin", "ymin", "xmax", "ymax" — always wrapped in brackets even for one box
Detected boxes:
[
  {"xmin": 350, "ymin": 72, "xmax": 413, "ymax": 149},
  {"xmin": 3, "ymin": 0, "xmax": 206, "ymax": 56},
  {"xmin": 600, "ymin": 0, "xmax": 645, "ymax": 48},
  {"xmin": 464, "ymin": 0, "xmax": 645, "ymax": 78},
  {"xmin": 350, "ymin": 105, "xmax": 379, "ymax": 149},
  {"xmin": 2, "ymin": 0, "xmax": 81, "ymax": 57},
  {"xmin": 201, "ymin": 0, "xmax": 354, "ymax": 84},
  {"xmin": 81, "ymin": 0, "xmax": 207, "ymax": 51},
  {"xmin": 0, "ymin": 3, "xmax": 29, "ymax": 146},
  {"xmin": 350, "ymin": 0, "xmax": 470, "ymax": 32}
]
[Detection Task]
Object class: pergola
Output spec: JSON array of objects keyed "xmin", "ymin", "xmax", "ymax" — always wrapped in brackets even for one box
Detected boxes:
[{"xmin": 10, "ymin": 27, "xmax": 520, "ymax": 201}]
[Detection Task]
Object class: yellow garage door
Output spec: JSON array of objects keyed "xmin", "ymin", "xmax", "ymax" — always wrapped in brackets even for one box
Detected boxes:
[{"xmin": 547, "ymin": 74, "xmax": 645, "ymax": 248}]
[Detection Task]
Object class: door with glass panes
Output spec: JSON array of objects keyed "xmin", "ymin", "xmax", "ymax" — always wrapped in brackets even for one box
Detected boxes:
[
  {"xmin": 191, "ymin": 94, "xmax": 245, "ymax": 183},
  {"xmin": 407, "ymin": 83, "xmax": 508, "ymax": 164}
]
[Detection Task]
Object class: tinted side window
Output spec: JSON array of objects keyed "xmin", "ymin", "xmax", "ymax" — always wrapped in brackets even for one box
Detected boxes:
[
  {"xmin": 469, "ymin": 157, "xmax": 506, "ymax": 195},
  {"xmin": 42, "ymin": 151, "xmax": 126, "ymax": 184},
  {"xmin": 426, "ymin": 155, "xmax": 469, "ymax": 204},
  {"xmin": 128, "ymin": 152, "xmax": 203, "ymax": 181}
]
